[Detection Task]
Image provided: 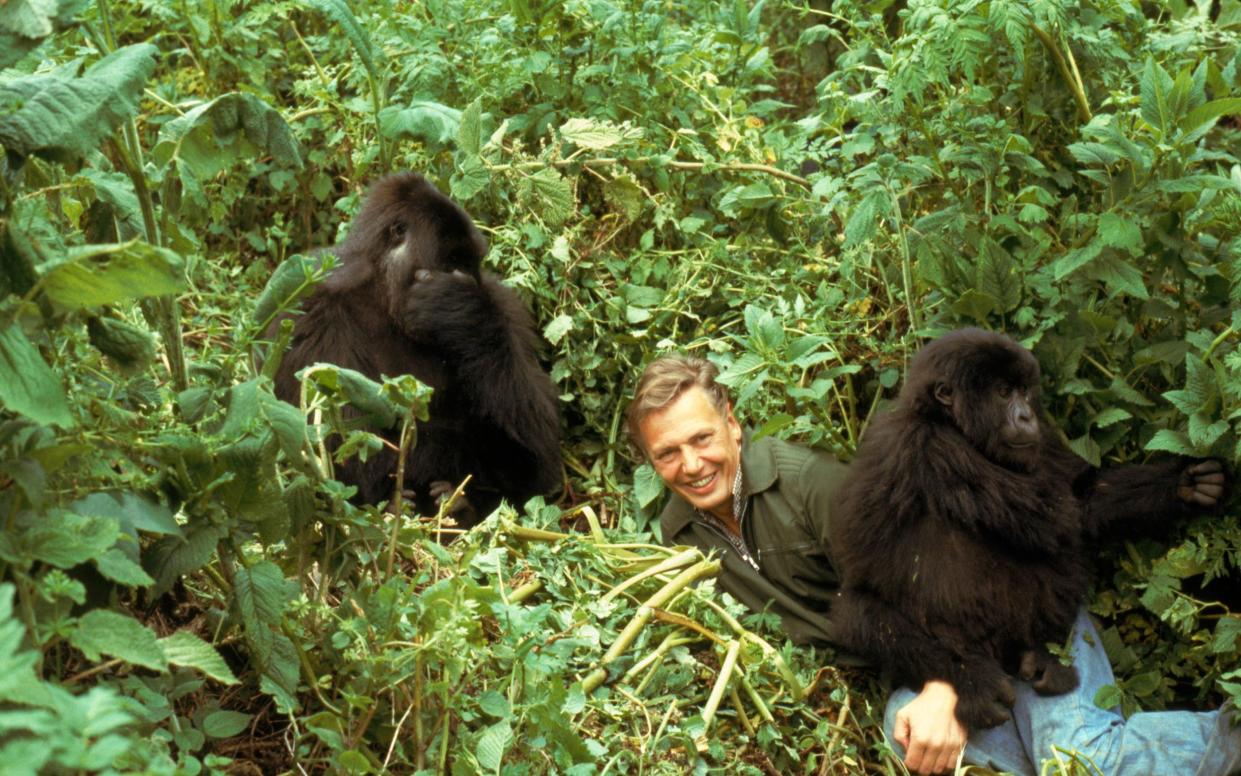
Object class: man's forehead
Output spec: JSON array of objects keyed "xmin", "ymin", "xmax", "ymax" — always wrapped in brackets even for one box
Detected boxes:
[{"xmin": 640, "ymin": 387, "xmax": 725, "ymax": 445}]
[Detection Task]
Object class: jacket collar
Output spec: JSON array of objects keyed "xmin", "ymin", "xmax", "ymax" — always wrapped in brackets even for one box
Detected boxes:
[{"xmin": 660, "ymin": 430, "xmax": 779, "ymax": 538}]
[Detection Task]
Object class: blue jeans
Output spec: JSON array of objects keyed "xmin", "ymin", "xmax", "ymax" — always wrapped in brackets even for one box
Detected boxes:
[{"xmin": 884, "ymin": 610, "xmax": 1241, "ymax": 775}]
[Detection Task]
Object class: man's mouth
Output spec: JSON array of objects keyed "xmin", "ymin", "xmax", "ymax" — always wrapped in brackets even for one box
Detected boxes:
[{"xmin": 686, "ymin": 473, "xmax": 716, "ymax": 490}]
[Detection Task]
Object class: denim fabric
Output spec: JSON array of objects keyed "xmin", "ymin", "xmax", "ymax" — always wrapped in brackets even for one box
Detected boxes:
[{"xmin": 884, "ymin": 609, "xmax": 1241, "ymax": 775}]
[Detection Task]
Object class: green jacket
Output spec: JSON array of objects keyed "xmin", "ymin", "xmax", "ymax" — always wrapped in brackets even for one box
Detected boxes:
[{"xmin": 658, "ymin": 433, "xmax": 855, "ymax": 652}]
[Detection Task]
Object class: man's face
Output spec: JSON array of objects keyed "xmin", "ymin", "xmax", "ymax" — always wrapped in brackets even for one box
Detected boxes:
[{"xmin": 638, "ymin": 385, "xmax": 742, "ymax": 521}]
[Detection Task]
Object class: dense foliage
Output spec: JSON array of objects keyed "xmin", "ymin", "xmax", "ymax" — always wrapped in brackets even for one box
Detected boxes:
[{"xmin": 0, "ymin": 0, "xmax": 1239, "ymax": 773}]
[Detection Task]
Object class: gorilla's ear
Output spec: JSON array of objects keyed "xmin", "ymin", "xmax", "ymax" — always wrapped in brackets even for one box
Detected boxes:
[{"xmin": 933, "ymin": 382, "xmax": 953, "ymax": 407}]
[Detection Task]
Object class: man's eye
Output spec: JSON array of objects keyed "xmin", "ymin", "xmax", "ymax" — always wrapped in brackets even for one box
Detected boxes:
[
  {"xmin": 693, "ymin": 433, "xmax": 712, "ymax": 445},
  {"xmin": 656, "ymin": 451, "xmax": 677, "ymax": 464}
]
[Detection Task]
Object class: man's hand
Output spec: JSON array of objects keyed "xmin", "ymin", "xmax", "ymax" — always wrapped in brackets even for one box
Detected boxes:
[{"xmin": 893, "ymin": 680, "xmax": 967, "ymax": 775}]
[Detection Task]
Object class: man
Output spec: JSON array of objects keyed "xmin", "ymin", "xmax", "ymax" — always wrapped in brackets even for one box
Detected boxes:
[{"xmin": 627, "ymin": 353, "xmax": 1240, "ymax": 776}]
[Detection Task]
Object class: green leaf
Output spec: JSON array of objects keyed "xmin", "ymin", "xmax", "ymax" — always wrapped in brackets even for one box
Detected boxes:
[
  {"xmin": 1146, "ymin": 429, "xmax": 1195, "ymax": 455},
  {"xmin": 543, "ymin": 314, "xmax": 573, "ymax": 346},
  {"xmin": 144, "ymin": 525, "xmax": 225, "ymax": 598},
  {"xmin": 951, "ymin": 289, "xmax": 999, "ymax": 323},
  {"xmin": 521, "ymin": 169, "xmax": 575, "ymax": 227},
  {"xmin": 1212, "ymin": 616, "xmax": 1241, "ymax": 654},
  {"xmin": 1092, "ymin": 407, "xmax": 1132, "ymax": 428},
  {"xmin": 843, "ymin": 191, "xmax": 885, "ymax": 248},
  {"xmin": 457, "ymin": 98, "xmax": 484, "ymax": 156},
  {"xmin": 1178, "ymin": 98, "xmax": 1241, "ymax": 143},
  {"xmin": 202, "ymin": 710, "xmax": 252, "ymax": 739},
  {"xmin": 40, "ymin": 240, "xmax": 185, "ymax": 312},
  {"xmin": 233, "ymin": 562, "xmax": 299, "ymax": 709},
  {"xmin": 976, "ymin": 238, "xmax": 1021, "ymax": 312},
  {"xmin": 633, "ymin": 463, "xmax": 665, "ymax": 509},
  {"xmin": 476, "ymin": 720, "xmax": 513, "ymax": 771},
  {"xmin": 337, "ymin": 369, "xmax": 399, "ymax": 428},
  {"xmin": 378, "ymin": 100, "xmax": 461, "ymax": 145},
  {"xmin": 0, "ymin": 43, "xmax": 157, "ymax": 160},
  {"xmin": 1093, "ymin": 684, "xmax": 1122, "ymax": 711},
  {"xmin": 1140, "ymin": 57, "xmax": 1175, "ymax": 137},
  {"xmin": 69, "ymin": 610, "xmax": 167, "ymax": 671},
  {"xmin": 302, "ymin": 0, "xmax": 379, "ymax": 89},
  {"xmin": 93, "ymin": 549, "xmax": 154, "ymax": 587},
  {"xmin": 1051, "ymin": 241, "xmax": 1102, "ymax": 280},
  {"xmin": 252, "ymin": 254, "xmax": 324, "ymax": 327},
  {"xmin": 69, "ymin": 491, "xmax": 180, "ymax": 536},
  {"xmin": 559, "ymin": 117, "xmax": 643, "ymax": 150},
  {"xmin": 1089, "ymin": 255, "xmax": 1149, "ymax": 299},
  {"xmin": 450, "ymin": 154, "xmax": 489, "ymax": 201},
  {"xmin": 28, "ymin": 512, "xmax": 118, "ymax": 568},
  {"xmin": 1096, "ymin": 213, "xmax": 1143, "ymax": 256},
  {"xmin": 0, "ymin": 324, "xmax": 74, "ymax": 428},
  {"xmin": 159, "ymin": 631, "xmax": 238, "ymax": 685},
  {"xmin": 155, "ymin": 92, "xmax": 303, "ymax": 177}
]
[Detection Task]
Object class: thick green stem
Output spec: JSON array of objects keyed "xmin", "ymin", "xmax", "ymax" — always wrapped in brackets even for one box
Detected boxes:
[{"xmin": 1030, "ymin": 23, "xmax": 1092, "ymax": 124}]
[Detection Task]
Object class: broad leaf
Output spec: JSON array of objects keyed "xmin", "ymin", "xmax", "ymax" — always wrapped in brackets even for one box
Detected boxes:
[
  {"xmin": 159, "ymin": 631, "xmax": 238, "ymax": 685},
  {"xmin": 0, "ymin": 324, "xmax": 74, "ymax": 428},
  {"xmin": 69, "ymin": 610, "xmax": 166, "ymax": 671},
  {"xmin": 40, "ymin": 240, "xmax": 185, "ymax": 312},
  {"xmin": 0, "ymin": 43, "xmax": 156, "ymax": 160},
  {"xmin": 155, "ymin": 92, "xmax": 303, "ymax": 177}
]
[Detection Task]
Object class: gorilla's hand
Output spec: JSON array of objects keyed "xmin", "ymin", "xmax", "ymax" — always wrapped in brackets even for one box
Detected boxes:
[
  {"xmin": 1177, "ymin": 460, "xmax": 1228, "ymax": 508},
  {"xmin": 400, "ymin": 269, "xmax": 500, "ymax": 349},
  {"xmin": 950, "ymin": 661, "xmax": 1016, "ymax": 730},
  {"xmin": 1018, "ymin": 649, "xmax": 1079, "ymax": 695}
]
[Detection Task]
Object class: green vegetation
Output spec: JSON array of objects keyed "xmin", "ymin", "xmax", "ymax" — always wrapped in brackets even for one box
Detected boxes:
[{"xmin": 0, "ymin": 0, "xmax": 1239, "ymax": 772}]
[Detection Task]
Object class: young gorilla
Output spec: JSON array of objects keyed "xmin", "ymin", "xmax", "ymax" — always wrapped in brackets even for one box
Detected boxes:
[
  {"xmin": 270, "ymin": 172, "xmax": 562, "ymax": 524},
  {"xmin": 829, "ymin": 328, "xmax": 1227, "ymax": 730}
]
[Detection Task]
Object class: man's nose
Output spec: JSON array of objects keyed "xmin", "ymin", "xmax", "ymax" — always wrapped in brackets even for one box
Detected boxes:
[{"xmin": 682, "ymin": 446, "xmax": 701, "ymax": 472}]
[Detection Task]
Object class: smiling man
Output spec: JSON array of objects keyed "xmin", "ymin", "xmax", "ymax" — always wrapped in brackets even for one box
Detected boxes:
[{"xmin": 624, "ymin": 353, "xmax": 1241, "ymax": 776}]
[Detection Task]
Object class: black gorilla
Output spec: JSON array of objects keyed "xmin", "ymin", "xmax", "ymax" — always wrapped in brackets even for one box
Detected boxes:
[
  {"xmin": 270, "ymin": 172, "xmax": 562, "ymax": 524},
  {"xmin": 828, "ymin": 328, "xmax": 1227, "ymax": 729}
]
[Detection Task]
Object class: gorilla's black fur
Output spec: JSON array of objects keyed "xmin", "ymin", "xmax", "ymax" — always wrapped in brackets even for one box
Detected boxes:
[
  {"xmin": 828, "ymin": 328, "xmax": 1227, "ymax": 729},
  {"xmin": 270, "ymin": 172, "xmax": 562, "ymax": 524}
]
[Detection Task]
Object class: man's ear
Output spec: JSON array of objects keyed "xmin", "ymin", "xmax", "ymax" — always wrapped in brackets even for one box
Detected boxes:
[{"xmin": 933, "ymin": 382, "xmax": 953, "ymax": 407}]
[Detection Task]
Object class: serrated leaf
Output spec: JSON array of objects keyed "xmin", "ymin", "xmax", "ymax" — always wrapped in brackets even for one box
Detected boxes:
[
  {"xmin": 843, "ymin": 191, "xmax": 885, "ymax": 248},
  {"xmin": 1067, "ymin": 433, "xmax": 1101, "ymax": 467},
  {"xmin": 378, "ymin": 101, "xmax": 461, "ymax": 145},
  {"xmin": 543, "ymin": 314, "xmax": 573, "ymax": 345},
  {"xmin": 559, "ymin": 117, "xmax": 642, "ymax": 150},
  {"xmin": 302, "ymin": 0, "xmax": 378, "ymax": 88},
  {"xmin": 28, "ymin": 512, "xmax": 118, "ymax": 568},
  {"xmin": 0, "ymin": 324, "xmax": 74, "ymax": 428},
  {"xmin": 69, "ymin": 491, "xmax": 180, "ymax": 536},
  {"xmin": 1178, "ymin": 98, "xmax": 1241, "ymax": 144},
  {"xmin": 476, "ymin": 720, "xmax": 513, "ymax": 771},
  {"xmin": 1097, "ymin": 213, "xmax": 1143, "ymax": 256},
  {"xmin": 976, "ymin": 238, "xmax": 1021, "ymax": 312},
  {"xmin": 93, "ymin": 548, "xmax": 154, "ymax": 587},
  {"xmin": 1052, "ymin": 241, "xmax": 1103, "ymax": 280},
  {"xmin": 202, "ymin": 710, "xmax": 252, "ymax": 739},
  {"xmin": 40, "ymin": 240, "xmax": 185, "ymax": 312},
  {"xmin": 1146, "ymin": 429, "xmax": 1195, "ymax": 455},
  {"xmin": 451, "ymin": 154, "xmax": 489, "ymax": 201},
  {"xmin": 1092, "ymin": 407, "xmax": 1132, "ymax": 428},
  {"xmin": 0, "ymin": 0, "xmax": 56, "ymax": 39},
  {"xmin": 156, "ymin": 92, "xmax": 303, "ymax": 177},
  {"xmin": 144, "ymin": 525, "xmax": 225, "ymax": 598},
  {"xmin": 0, "ymin": 43, "xmax": 157, "ymax": 160},
  {"xmin": 457, "ymin": 98, "xmax": 484, "ymax": 156},
  {"xmin": 0, "ymin": 585, "xmax": 39, "ymax": 702},
  {"xmin": 70, "ymin": 610, "xmax": 166, "ymax": 671},
  {"xmin": 159, "ymin": 631, "xmax": 238, "ymax": 685},
  {"xmin": 522, "ymin": 169, "xmax": 575, "ymax": 227},
  {"xmin": 603, "ymin": 175, "xmax": 644, "ymax": 221},
  {"xmin": 1089, "ymin": 255, "xmax": 1148, "ymax": 299},
  {"xmin": 1187, "ymin": 414, "xmax": 1227, "ymax": 448},
  {"xmin": 951, "ymin": 289, "xmax": 999, "ymax": 323},
  {"xmin": 1212, "ymin": 616, "xmax": 1241, "ymax": 654},
  {"xmin": 1140, "ymin": 57, "xmax": 1175, "ymax": 137}
]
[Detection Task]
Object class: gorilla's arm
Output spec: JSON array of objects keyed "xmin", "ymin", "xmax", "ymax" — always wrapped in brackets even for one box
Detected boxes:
[
  {"xmin": 1072, "ymin": 458, "xmax": 1228, "ymax": 539},
  {"xmin": 402, "ymin": 271, "xmax": 562, "ymax": 495},
  {"xmin": 833, "ymin": 588, "xmax": 1016, "ymax": 730}
]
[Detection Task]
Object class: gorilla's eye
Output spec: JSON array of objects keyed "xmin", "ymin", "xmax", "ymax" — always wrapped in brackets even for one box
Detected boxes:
[
  {"xmin": 386, "ymin": 222, "xmax": 408, "ymax": 243},
  {"xmin": 997, "ymin": 383, "xmax": 1013, "ymax": 398}
]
